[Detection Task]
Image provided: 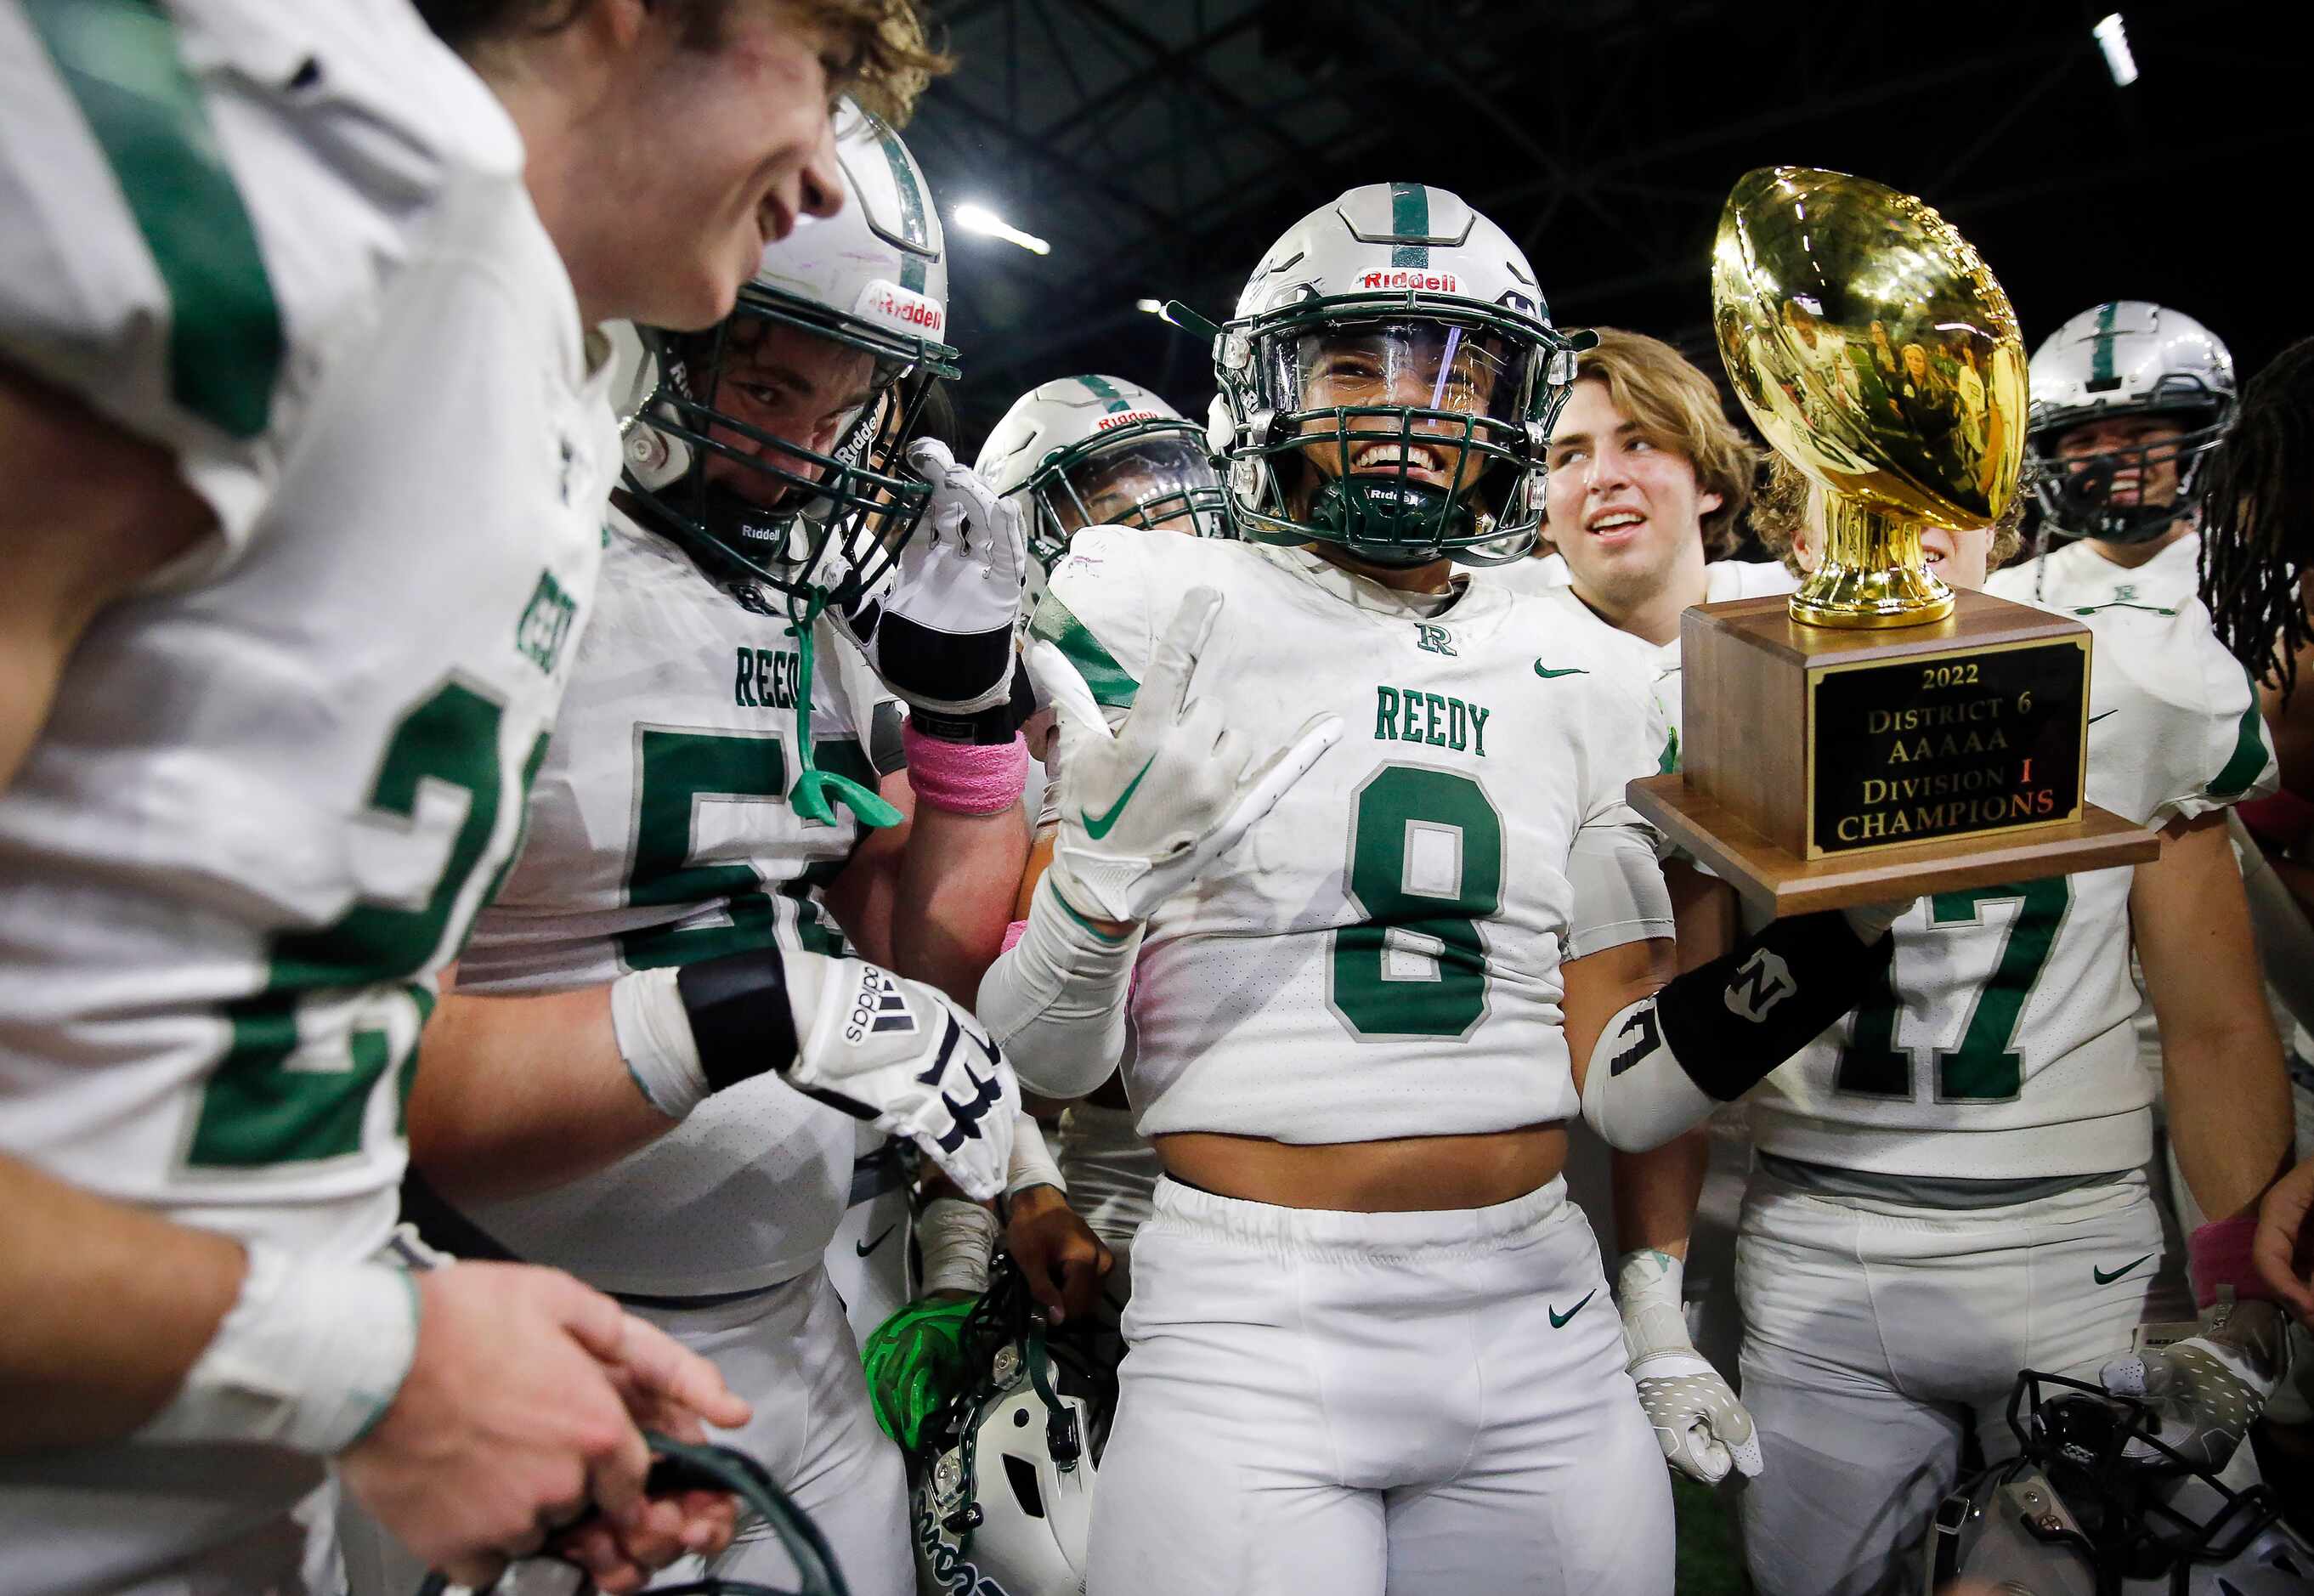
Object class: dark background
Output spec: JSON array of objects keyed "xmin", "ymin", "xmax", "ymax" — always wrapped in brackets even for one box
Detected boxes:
[{"xmin": 902, "ymin": 0, "xmax": 2313, "ymax": 445}]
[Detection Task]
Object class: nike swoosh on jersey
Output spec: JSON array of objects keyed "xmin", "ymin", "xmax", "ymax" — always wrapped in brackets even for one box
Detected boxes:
[
  {"xmin": 857, "ymin": 1225, "xmax": 898, "ymax": 1259},
  {"xmin": 2088, "ymin": 710, "xmax": 2119, "ymax": 724},
  {"xmin": 1533, "ymin": 664, "xmax": 1590, "ymax": 679},
  {"xmin": 1549, "ymin": 1288, "xmax": 1598, "ymax": 1328},
  {"xmin": 1082, "ymin": 754, "xmax": 1157, "ymax": 840},
  {"xmin": 2094, "ymin": 1253, "xmax": 2154, "ymax": 1284}
]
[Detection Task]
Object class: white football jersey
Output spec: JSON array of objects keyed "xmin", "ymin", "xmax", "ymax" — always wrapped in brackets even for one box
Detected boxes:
[
  {"xmin": 1033, "ymin": 529, "xmax": 1672, "ymax": 1145},
  {"xmin": 1492, "ymin": 549, "xmax": 1571, "ymax": 590},
  {"xmin": 1987, "ymin": 530, "xmax": 2202, "ymax": 614},
  {"xmin": 0, "ymin": 6, "xmax": 612, "ymax": 1588},
  {"xmin": 1749, "ymin": 597, "xmax": 2277, "ymax": 1179},
  {"xmin": 1499, "ymin": 563, "xmax": 1801, "ymax": 755},
  {"xmin": 458, "ymin": 503, "xmax": 905, "ymax": 1297}
]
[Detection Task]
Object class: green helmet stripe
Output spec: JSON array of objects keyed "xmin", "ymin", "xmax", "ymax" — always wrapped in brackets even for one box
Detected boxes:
[
  {"xmin": 1389, "ymin": 181, "xmax": 1431, "ymax": 268},
  {"xmin": 25, "ymin": 0, "xmax": 283, "ymax": 439},
  {"xmin": 1078, "ymin": 373, "xmax": 1132, "ymax": 414},
  {"xmin": 871, "ymin": 121, "xmax": 931, "ymax": 293},
  {"xmin": 2090, "ymin": 301, "xmax": 2119, "ymax": 384}
]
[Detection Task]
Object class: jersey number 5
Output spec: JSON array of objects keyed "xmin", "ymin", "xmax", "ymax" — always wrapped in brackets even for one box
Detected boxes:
[
  {"xmin": 1329, "ymin": 764, "xmax": 1503, "ymax": 1040},
  {"xmin": 1834, "ymin": 877, "xmax": 2070, "ymax": 1104}
]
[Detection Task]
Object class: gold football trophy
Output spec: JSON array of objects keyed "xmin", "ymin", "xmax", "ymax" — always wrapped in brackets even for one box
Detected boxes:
[{"xmin": 1627, "ymin": 167, "xmax": 2158, "ymax": 913}]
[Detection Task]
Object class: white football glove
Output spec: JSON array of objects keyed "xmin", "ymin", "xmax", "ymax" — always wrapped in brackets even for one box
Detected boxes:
[
  {"xmin": 2100, "ymin": 1295, "xmax": 2285, "ymax": 1472},
  {"xmin": 839, "ymin": 437, "xmax": 1028, "ymax": 718},
  {"xmin": 1025, "ymin": 586, "xmax": 1344, "ymax": 925},
  {"xmin": 782, "ymin": 954, "xmax": 1019, "ymax": 1202},
  {"xmin": 1618, "ymin": 1249, "xmax": 1762, "ymax": 1485}
]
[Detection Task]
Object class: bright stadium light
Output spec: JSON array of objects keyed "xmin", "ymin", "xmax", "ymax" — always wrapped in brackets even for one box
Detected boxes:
[
  {"xmin": 1134, "ymin": 298, "xmax": 1165, "ymax": 314},
  {"xmin": 953, "ymin": 202, "xmax": 1050, "ymax": 256},
  {"xmin": 2093, "ymin": 14, "xmax": 2139, "ymax": 87}
]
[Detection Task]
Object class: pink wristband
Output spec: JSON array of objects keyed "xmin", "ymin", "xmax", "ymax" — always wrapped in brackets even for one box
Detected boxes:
[
  {"xmin": 1000, "ymin": 918, "xmax": 1029, "ymax": 954},
  {"xmin": 2189, "ymin": 1214, "xmax": 2276, "ymax": 1309},
  {"xmin": 904, "ymin": 725, "xmax": 1028, "ymax": 815}
]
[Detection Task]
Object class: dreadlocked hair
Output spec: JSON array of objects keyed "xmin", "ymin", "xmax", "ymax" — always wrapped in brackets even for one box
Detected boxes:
[{"xmin": 2199, "ymin": 335, "xmax": 2314, "ymax": 704}]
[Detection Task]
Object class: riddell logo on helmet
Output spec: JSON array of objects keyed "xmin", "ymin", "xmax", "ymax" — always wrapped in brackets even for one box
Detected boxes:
[
  {"xmin": 1361, "ymin": 269, "xmax": 1460, "ymax": 292},
  {"xmin": 1095, "ymin": 410, "xmax": 1163, "ymax": 432},
  {"xmin": 856, "ymin": 279, "xmax": 946, "ymax": 337}
]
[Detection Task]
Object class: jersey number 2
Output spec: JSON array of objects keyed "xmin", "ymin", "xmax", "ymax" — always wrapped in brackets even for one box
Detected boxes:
[
  {"xmin": 1331, "ymin": 765, "xmax": 1503, "ymax": 1039},
  {"xmin": 1833, "ymin": 877, "xmax": 2069, "ymax": 1103},
  {"xmin": 190, "ymin": 679, "xmax": 544, "ymax": 1170}
]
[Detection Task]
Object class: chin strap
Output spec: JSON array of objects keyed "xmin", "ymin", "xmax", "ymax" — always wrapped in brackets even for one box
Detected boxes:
[{"xmin": 784, "ymin": 585, "xmax": 901, "ymax": 829}]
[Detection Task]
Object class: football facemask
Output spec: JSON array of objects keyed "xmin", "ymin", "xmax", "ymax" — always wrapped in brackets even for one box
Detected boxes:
[
  {"xmin": 2025, "ymin": 300, "xmax": 2237, "ymax": 546},
  {"xmin": 1027, "ymin": 429, "xmax": 1228, "ymax": 569},
  {"xmin": 622, "ymin": 303, "xmax": 946, "ymax": 610},
  {"xmin": 1206, "ymin": 182, "xmax": 1589, "ymax": 570},
  {"xmin": 1243, "ymin": 315, "xmax": 1554, "ymax": 567}
]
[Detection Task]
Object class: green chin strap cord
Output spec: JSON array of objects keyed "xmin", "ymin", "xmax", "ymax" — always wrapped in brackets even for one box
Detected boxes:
[
  {"xmin": 784, "ymin": 585, "xmax": 901, "ymax": 830},
  {"xmin": 412, "ymin": 1432, "xmax": 851, "ymax": 1596}
]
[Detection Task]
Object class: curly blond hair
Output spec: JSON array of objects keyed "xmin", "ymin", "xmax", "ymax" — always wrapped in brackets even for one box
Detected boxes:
[
  {"xmin": 1749, "ymin": 453, "xmax": 2026, "ymax": 574},
  {"xmin": 793, "ymin": 0, "xmax": 950, "ymax": 125},
  {"xmin": 423, "ymin": 1, "xmax": 948, "ymax": 122}
]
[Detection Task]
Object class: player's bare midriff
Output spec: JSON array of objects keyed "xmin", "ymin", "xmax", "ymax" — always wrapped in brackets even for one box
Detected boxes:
[{"xmin": 1153, "ymin": 1123, "xmax": 1569, "ymax": 1212}]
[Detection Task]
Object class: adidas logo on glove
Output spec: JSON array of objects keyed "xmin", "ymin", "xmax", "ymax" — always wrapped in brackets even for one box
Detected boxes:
[{"xmin": 846, "ymin": 968, "xmax": 919, "ymax": 1045}]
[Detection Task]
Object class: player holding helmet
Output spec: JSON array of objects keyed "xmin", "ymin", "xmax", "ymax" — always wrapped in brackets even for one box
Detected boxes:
[
  {"xmin": 975, "ymin": 184, "xmax": 1916, "ymax": 1595},
  {"xmin": 397, "ymin": 106, "xmax": 1027, "ymax": 1595},
  {"xmin": 2002, "ymin": 301, "xmax": 2237, "ymax": 611}
]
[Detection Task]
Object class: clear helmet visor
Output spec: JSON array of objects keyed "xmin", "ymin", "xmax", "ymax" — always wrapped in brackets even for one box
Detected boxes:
[
  {"xmin": 1028, "ymin": 429, "xmax": 1227, "ymax": 562},
  {"xmin": 1242, "ymin": 316, "xmax": 1544, "ymax": 565}
]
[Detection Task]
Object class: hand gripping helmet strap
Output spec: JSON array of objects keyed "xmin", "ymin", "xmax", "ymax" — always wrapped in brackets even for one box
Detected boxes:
[
  {"xmin": 409, "ymin": 1433, "xmax": 846, "ymax": 1596},
  {"xmin": 2026, "ymin": 301, "xmax": 2238, "ymax": 546},
  {"xmin": 1926, "ymin": 1370, "xmax": 2312, "ymax": 1594},
  {"xmin": 1207, "ymin": 182, "xmax": 1591, "ymax": 569}
]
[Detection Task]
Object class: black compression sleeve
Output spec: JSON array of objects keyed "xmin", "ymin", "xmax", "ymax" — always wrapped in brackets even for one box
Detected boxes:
[
  {"xmin": 1651, "ymin": 911, "xmax": 1893, "ymax": 1101},
  {"xmin": 674, "ymin": 947, "xmax": 801, "ymax": 1095}
]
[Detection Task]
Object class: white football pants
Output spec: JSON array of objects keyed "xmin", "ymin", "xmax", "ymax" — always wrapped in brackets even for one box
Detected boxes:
[
  {"xmin": 1088, "ymin": 1176, "xmax": 1673, "ymax": 1596},
  {"xmin": 1734, "ymin": 1169, "xmax": 2167, "ymax": 1596}
]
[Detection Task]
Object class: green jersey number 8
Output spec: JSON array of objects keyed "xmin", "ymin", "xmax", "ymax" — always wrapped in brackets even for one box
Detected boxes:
[{"xmin": 1329, "ymin": 763, "xmax": 1504, "ymax": 1040}]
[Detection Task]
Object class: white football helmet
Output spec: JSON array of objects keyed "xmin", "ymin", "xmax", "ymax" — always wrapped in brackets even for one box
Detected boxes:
[
  {"xmin": 608, "ymin": 101, "xmax": 960, "ymax": 608},
  {"xmin": 2026, "ymin": 301, "xmax": 2236, "ymax": 546},
  {"xmin": 1200, "ymin": 182, "xmax": 1591, "ymax": 569},
  {"xmin": 911, "ymin": 1269, "xmax": 1113, "ymax": 1596},
  {"xmin": 1923, "ymin": 1370, "xmax": 2313, "ymax": 1595},
  {"xmin": 975, "ymin": 374, "xmax": 1228, "ymax": 575}
]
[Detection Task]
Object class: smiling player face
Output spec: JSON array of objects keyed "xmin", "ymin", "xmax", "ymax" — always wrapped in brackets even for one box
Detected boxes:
[
  {"xmin": 1285, "ymin": 321, "xmax": 1512, "ymax": 513},
  {"xmin": 1543, "ymin": 378, "xmax": 1721, "ymax": 610}
]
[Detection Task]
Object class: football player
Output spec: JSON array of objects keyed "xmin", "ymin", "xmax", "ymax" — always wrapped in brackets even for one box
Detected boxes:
[
  {"xmin": 2002, "ymin": 301, "xmax": 2235, "ymax": 612},
  {"xmin": 975, "ymin": 184, "xmax": 1916, "ymax": 1596},
  {"xmin": 396, "ymin": 108, "xmax": 1026, "ymax": 1596},
  {"xmin": 976, "ymin": 375, "xmax": 1228, "ymax": 1328},
  {"xmin": 1717, "ymin": 457, "xmax": 2292, "ymax": 1596},
  {"xmin": 0, "ymin": 1, "xmax": 934, "ymax": 1589},
  {"xmin": 1510, "ymin": 328, "xmax": 1781, "ymax": 1488}
]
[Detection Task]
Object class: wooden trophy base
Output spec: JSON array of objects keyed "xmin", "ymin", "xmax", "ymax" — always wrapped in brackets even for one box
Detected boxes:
[{"xmin": 1627, "ymin": 589, "xmax": 2160, "ymax": 915}]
